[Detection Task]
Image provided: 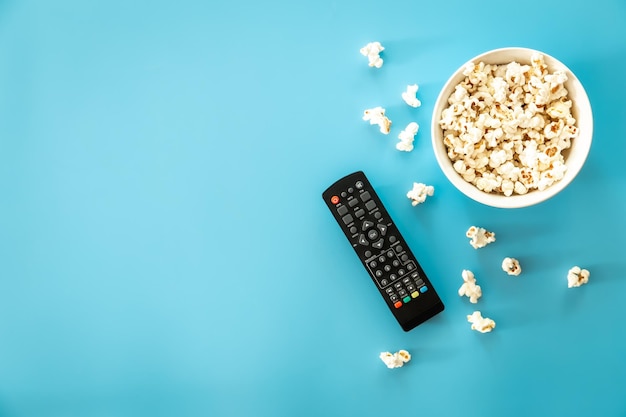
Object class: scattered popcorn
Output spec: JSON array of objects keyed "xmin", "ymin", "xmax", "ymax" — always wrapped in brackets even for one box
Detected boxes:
[
  {"xmin": 567, "ymin": 266, "xmax": 590, "ymax": 288},
  {"xmin": 363, "ymin": 107, "xmax": 392, "ymax": 134},
  {"xmin": 397, "ymin": 122, "xmax": 419, "ymax": 152},
  {"xmin": 466, "ymin": 226, "xmax": 496, "ymax": 249},
  {"xmin": 458, "ymin": 269, "xmax": 482, "ymax": 303},
  {"xmin": 439, "ymin": 53, "xmax": 578, "ymax": 195},
  {"xmin": 401, "ymin": 84, "xmax": 422, "ymax": 107},
  {"xmin": 360, "ymin": 42, "xmax": 385, "ymax": 68},
  {"xmin": 502, "ymin": 257, "xmax": 522, "ymax": 276},
  {"xmin": 379, "ymin": 350, "xmax": 411, "ymax": 368},
  {"xmin": 467, "ymin": 311, "xmax": 496, "ymax": 333},
  {"xmin": 406, "ymin": 182, "xmax": 434, "ymax": 206}
]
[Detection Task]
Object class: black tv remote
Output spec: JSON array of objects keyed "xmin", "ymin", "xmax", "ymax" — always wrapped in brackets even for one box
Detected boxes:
[{"xmin": 322, "ymin": 171, "xmax": 444, "ymax": 331}]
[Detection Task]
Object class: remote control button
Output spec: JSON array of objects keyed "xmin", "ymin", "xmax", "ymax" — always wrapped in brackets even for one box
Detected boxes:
[
  {"xmin": 415, "ymin": 279, "xmax": 424, "ymax": 286},
  {"xmin": 394, "ymin": 301, "xmax": 402, "ymax": 309},
  {"xmin": 394, "ymin": 282, "xmax": 402, "ymax": 290},
  {"xmin": 380, "ymin": 279, "xmax": 388, "ymax": 286},
  {"xmin": 362, "ymin": 220, "xmax": 374, "ymax": 230},
  {"xmin": 389, "ymin": 236, "xmax": 397, "ymax": 243},
  {"xmin": 336, "ymin": 204, "xmax": 348, "ymax": 215},
  {"xmin": 358, "ymin": 234, "xmax": 369, "ymax": 246},
  {"xmin": 360, "ymin": 191, "xmax": 371, "ymax": 202},
  {"xmin": 348, "ymin": 187, "xmax": 354, "ymax": 193},
  {"xmin": 342, "ymin": 214, "xmax": 354, "ymax": 225},
  {"xmin": 389, "ymin": 273, "xmax": 397, "ymax": 280},
  {"xmin": 341, "ymin": 192, "xmax": 347, "ymax": 197},
  {"xmin": 372, "ymin": 239, "xmax": 384, "ymax": 249},
  {"xmin": 349, "ymin": 226, "xmax": 357, "ymax": 234},
  {"xmin": 367, "ymin": 229, "xmax": 379, "ymax": 240},
  {"xmin": 411, "ymin": 291, "xmax": 419, "ymax": 298},
  {"xmin": 379, "ymin": 255, "xmax": 385, "ymax": 262},
  {"xmin": 375, "ymin": 270, "xmax": 383, "ymax": 277},
  {"xmin": 385, "ymin": 287, "xmax": 394, "ymax": 294},
  {"xmin": 398, "ymin": 289, "xmax": 407, "ymax": 297},
  {"xmin": 377, "ymin": 224, "xmax": 387, "ymax": 236},
  {"xmin": 401, "ymin": 254, "xmax": 409, "ymax": 262},
  {"xmin": 402, "ymin": 277, "xmax": 411, "ymax": 284},
  {"xmin": 365, "ymin": 200, "xmax": 377, "ymax": 211},
  {"xmin": 374, "ymin": 212, "xmax": 381, "ymax": 219},
  {"xmin": 348, "ymin": 198, "xmax": 358, "ymax": 207},
  {"xmin": 364, "ymin": 250, "xmax": 372, "ymax": 258},
  {"xmin": 403, "ymin": 296, "xmax": 411, "ymax": 303},
  {"xmin": 331, "ymin": 195, "xmax": 340, "ymax": 204},
  {"xmin": 370, "ymin": 260, "xmax": 377, "ymax": 267},
  {"xmin": 355, "ymin": 181, "xmax": 364, "ymax": 189},
  {"xmin": 354, "ymin": 208, "xmax": 365, "ymax": 218},
  {"xmin": 407, "ymin": 284, "xmax": 416, "ymax": 292},
  {"xmin": 407, "ymin": 263, "xmax": 414, "ymax": 271},
  {"xmin": 390, "ymin": 294, "xmax": 399, "ymax": 302},
  {"xmin": 420, "ymin": 286, "xmax": 428, "ymax": 293},
  {"xmin": 398, "ymin": 269, "xmax": 405, "ymax": 276},
  {"xmin": 387, "ymin": 250, "xmax": 393, "ymax": 258},
  {"xmin": 384, "ymin": 265, "xmax": 391, "ymax": 272},
  {"xmin": 394, "ymin": 245, "xmax": 403, "ymax": 253},
  {"xmin": 392, "ymin": 260, "xmax": 400, "ymax": 267}
]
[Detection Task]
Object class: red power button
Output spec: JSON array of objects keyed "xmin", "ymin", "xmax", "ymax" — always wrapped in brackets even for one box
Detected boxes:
[{"xmin": 330, "ymin": 195, "xmax": 340, "ymax": 204}]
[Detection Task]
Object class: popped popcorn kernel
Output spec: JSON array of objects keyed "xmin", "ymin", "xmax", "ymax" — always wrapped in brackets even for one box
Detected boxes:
[
  {"xmin": 379, "ymin": 349, "xmax": 411, "ymax": 368},
  {"xmin": 567, "ymin": 266, "xmax": 590, "ymax": 288},
  {"xmin": 502, "ymin": 257, "xmax": 522, "ymax": 276},
  {"xmin": 466, "ymin": 226, "xmax": 496, "ymax": 249},
  {"xmin": 467, "ymin": 311, "xmax": 496, "ymax": 333},
  {"xmin": 458, "ymin": 269, "xmax": 482, "ymax": 303},
  {"xmin": 401, "ymin": 84, "xmax": 422, "ymax": 108},
  {"xmin": 360, "ymin": 42, "xmax": 385, "ymax": 68},
  {"xmin": 397, "ymin": 122, "xmax": 419, "ymax": 152},
  {"xmin": 363, "ymin": 107, "xmax": 392, "ymax": 134},
  {"xmin": 406, "ymin": 182, "xmax": 434, "ymax": 206},
  {"xmin": 439, "ymin": 54, "xmax": 578, "ymax": 196}
]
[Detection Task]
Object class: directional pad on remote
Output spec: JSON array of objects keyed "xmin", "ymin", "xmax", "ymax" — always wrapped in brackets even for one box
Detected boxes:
[
  {"xmin": 372, "ymin": 238, "xmax": 384, "ymax": 249},
  {"xmin": 362, "ymin": 220, "xmax": 374, "ymax": 231}
]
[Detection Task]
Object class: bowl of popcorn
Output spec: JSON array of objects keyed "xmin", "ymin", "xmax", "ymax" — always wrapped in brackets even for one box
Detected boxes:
[{"xmin": 431, "ymin": 47, "xmax": 593, "ymax": 208}]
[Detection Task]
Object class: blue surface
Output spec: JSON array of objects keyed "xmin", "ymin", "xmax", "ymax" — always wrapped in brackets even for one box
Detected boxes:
[{"xmin": 1, "ymin": 1, "xmax": 626, "ymax": 416}]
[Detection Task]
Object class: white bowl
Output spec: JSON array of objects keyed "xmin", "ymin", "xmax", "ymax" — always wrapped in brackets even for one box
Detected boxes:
[{"xmin": 431, "ymin": 47, "xmax": 593, "ymax": 208}]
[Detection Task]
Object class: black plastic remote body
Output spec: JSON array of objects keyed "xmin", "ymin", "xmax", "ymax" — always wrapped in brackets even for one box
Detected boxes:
[{"xmin": 322, "ymin": 171, "xmax": 444, "ymax": 331}]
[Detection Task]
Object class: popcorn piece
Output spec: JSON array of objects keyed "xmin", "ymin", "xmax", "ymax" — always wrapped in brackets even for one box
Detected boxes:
[
  {"xmin": 501, "ymin": 257, "xmax": 522, "ymax": 276},
  {"xmin": 406, "ymin": 182, "xmax": 434, "ymax": 206},
  {"xmin": 401, "ymin": 84, "xmax": 422, "ymax": 107},
  {"xmin": 360, "ymin": 42, "xmax": 385, "ymax": 68},
  {"xmin": 363, "ymin": 107, "xmax": 392, "ymax": 134},
  {"xmin": 439, "ymin": 54, "xmax": 578, "ymax": 196},
  {"xmin": 567, "ymin": 266, "xmax": 590, "ymax": 288},
  {"xmin": 458, "ymin": 269, "xmax": 482, "ymax": 303},
  {"xmin": 467, "ymin": 311, "xmax": 496, "ymax": 333},
  {"xmin": 396, "ymin": 122, "xmax": 419, "ymax": 152},
  {"xmin": 466, "ymin": 226, "xmax": 496, "ymax": 249},
  {"xmin": 379, "ymin": 350, "xmax": 411, "ymax": 369}
]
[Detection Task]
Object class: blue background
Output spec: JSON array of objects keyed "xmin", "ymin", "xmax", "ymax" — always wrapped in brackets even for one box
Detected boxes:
[{"xmin": 1, "ymin": 0, "xmax": 625, "ymax": 416}]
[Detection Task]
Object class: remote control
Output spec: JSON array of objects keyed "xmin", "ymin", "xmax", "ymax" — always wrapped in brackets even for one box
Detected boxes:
[{"xmin": 322, "ymin": 171, "xmax": 444, "ymax": 331}]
